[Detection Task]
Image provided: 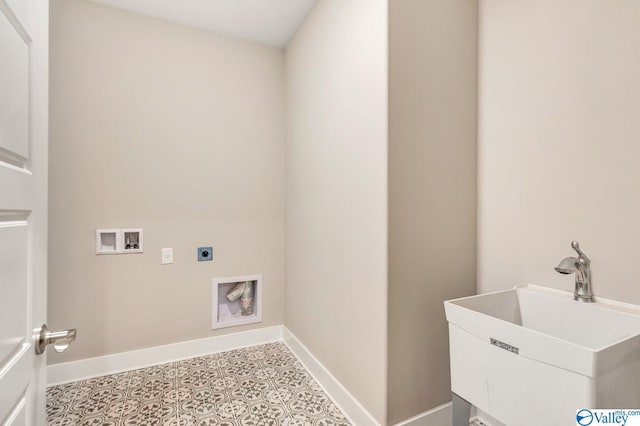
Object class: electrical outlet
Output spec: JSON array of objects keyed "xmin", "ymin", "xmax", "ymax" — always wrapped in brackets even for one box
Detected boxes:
[
  {"xmin": 198, "ymin": 246, "xmax": 213, "ymax": 262},
  {"xmin": 162, "ymin": 248, "xmax": 173, "ymax": 264}
]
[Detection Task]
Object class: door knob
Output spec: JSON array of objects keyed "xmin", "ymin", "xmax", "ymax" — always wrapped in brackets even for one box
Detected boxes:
[{"xmin": 35, "ymin": 324, "xmax": 76, "ymax": 355}]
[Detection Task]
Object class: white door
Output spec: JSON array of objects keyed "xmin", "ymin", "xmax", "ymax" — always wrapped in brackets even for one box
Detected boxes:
[{"xmin": 0, "ymin": 0, "xmax": 52, "ymax": 424}]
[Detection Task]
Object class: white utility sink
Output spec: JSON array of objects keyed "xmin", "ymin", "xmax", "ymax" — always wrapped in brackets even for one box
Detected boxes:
[{"xmin": 445, "ymin": 284, "xmax": 640, "ymax": 425}]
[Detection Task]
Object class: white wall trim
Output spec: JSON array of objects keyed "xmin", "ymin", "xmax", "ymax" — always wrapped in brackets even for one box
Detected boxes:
[
  {"xmin": 282, "ymin": 326, "xmax": 380, "ymax": 426},
  {"xmin": 393, "ymin": 402, "xmax": 452, "ymax": 426},
  {"xmin": 47, "ymin": 325, "xmax": 283, "ymax": 385}
]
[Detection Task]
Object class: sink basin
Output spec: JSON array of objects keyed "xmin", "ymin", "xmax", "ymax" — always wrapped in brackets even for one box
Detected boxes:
[{"xmin": 445, "ymin": 284, "xmax": 640, "ymax": 425}]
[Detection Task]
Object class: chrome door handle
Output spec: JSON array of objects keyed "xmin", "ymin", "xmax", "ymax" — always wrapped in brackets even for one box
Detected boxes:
[{"xmin": 35, "ymin": 324, "xmax": 77, "ymax": 355}]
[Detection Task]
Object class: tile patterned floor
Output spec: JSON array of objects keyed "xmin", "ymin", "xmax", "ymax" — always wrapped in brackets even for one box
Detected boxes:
[{"xmin": 47, "ymin": 342, "xmax": 351, "ymax": 426}]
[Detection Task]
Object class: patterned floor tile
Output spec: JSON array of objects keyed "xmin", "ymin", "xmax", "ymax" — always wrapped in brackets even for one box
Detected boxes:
[{"xmin": 47, "ymin": 342, "xmax": 351, "ymax": 426}]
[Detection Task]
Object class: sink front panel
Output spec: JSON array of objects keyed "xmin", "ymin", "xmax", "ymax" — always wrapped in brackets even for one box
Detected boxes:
[
  {"xmin": 449, "ymin": 324, "xmax": 594, "ymax": 426},
  {"xmin": 445, "ymin": 290, "xmax": 596, "ymax": 376}
]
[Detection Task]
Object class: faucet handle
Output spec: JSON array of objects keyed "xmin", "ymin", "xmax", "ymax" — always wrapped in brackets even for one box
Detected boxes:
[{"xmin": 571, "ymin": 241, "xmax": 590, "ymax": 264}]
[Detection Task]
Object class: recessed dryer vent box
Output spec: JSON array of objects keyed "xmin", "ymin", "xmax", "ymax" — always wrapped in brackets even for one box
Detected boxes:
[{"xmin": 212, "ymin": 274, "xmax": 262, "ymax": 330}]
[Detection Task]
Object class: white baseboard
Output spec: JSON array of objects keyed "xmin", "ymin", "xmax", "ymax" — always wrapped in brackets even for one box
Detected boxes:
[
  {"xmin": 282, "ymin": 326, "xmax": 381, "ymax": 426},
  {"xmin": 392, "ymin": 404, "xmax": 496, "ymax": 426},
  {"xmin": 393, "ymin": 402, "xmax": 453, "ymax": 426},
  {"xmin": 47, "ymin": 325, "xmax": 283, "ymax": 386},
  {"xmin": 476, "ymin": 409, "xmax": 500, "ymax": 426}
]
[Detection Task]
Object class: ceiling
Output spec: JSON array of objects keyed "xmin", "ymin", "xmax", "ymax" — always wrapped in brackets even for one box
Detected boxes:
[{"xmin": 88, "ymin": 0, "xmax": 318, "ymax": 48}]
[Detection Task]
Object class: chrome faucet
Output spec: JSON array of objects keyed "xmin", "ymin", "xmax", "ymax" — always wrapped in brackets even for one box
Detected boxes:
[{"xmin": 555, "ymin": 241, "xmax": 593, "ymax": 302}]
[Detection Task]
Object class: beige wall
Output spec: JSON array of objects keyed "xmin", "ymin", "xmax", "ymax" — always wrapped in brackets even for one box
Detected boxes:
[
  {"xmin": 284, "ymin": 0, "xmax": 388, "ymax": 423},
  {"xmin": 48, "ymin": 0, "xmax": 285, "ymax": 363},
  {"xmin": 478, "ymin": 0, "xmax": 640, "ymax": 304},
  {"xmin": 388, "ymin": 0, "xmax": 478, "ymax": 423}
]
